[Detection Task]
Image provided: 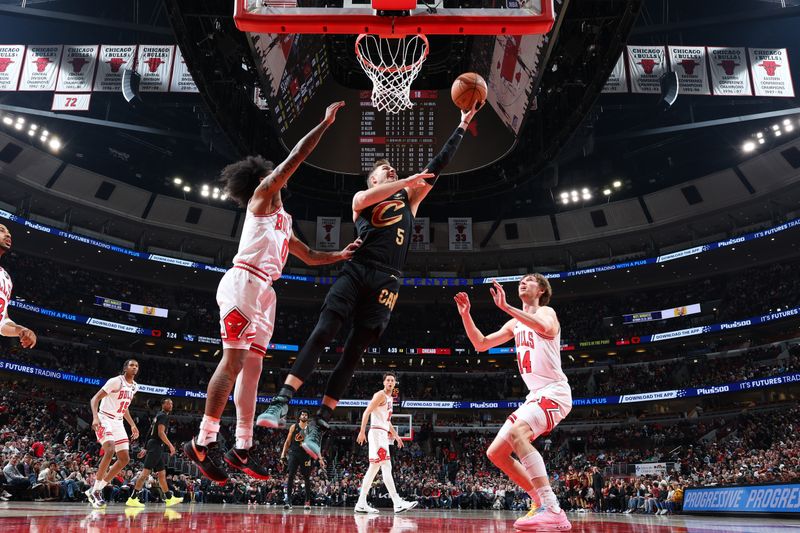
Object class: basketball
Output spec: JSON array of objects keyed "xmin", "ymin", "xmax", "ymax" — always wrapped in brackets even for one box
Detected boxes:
[{"xmin": 451, "ymin": 72, "xmax": 487, "ymax": 111}]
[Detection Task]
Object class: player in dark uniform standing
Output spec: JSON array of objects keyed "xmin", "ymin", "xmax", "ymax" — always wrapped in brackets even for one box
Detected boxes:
[
  {"xmin": 258, "ymin": 102, "xmax": 482, "ymax": 456},
  {"xmin": 279, "ymin": 409, "xmax": 326, "ymax": 509},
  {"xmin": 126, "ymin": 398, "xmax": 183, "ymax": 507}
]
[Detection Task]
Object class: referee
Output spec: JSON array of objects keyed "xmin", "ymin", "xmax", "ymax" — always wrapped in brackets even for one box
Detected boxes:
[{"xmin": 126, "ymin": 398, "xmax": 182, "ymax": 507}]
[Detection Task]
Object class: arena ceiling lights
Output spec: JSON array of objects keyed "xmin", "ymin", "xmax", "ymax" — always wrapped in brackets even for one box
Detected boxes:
[
  {"xmin": 170, "ymin": 177, "xmax": 227, "ymax": 202},
  {"xmin": 0, "ymin": 112, "xmax": 61, "ymax": 153},
  {"xmin": 742, "ymin": 116, "xmax": 800, "ymax": 153},
  {"xmin": 559, "ymin": 180, "xmax": 622, "ymax": 207}
]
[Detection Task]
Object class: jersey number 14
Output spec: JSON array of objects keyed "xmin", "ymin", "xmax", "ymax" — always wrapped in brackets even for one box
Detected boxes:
[{"xmin": 517, "ymin": 349, "xmax": 532, "ymax": 375}]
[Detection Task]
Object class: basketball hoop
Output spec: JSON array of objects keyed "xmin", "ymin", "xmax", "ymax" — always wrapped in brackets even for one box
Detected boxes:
[{"xmin": 355, "ymin": 33, "xmax": 429, "ymax": 114}]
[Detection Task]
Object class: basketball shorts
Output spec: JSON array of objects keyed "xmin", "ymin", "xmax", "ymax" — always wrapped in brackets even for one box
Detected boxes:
[
  {"xmin": 497, "ymin": 386, "xmax": 572, "ymax": 445},
  {"xmin": 368, "ymin": 427, "xmax": 391, "ymax": 463},
  {"xmin": 95, "ymin": 414, "xmax": 129, "ymax": 452},
  {"xmin": 217, "ymin": 267, "xmax": 277, "ymax": 355},
  {"xmin": 323, "ymin": 261, "xmax": 400, "ymax": 333},
  {"xmin": 143, "ymin": 439, "xmax": 166, "ymax": 471}
]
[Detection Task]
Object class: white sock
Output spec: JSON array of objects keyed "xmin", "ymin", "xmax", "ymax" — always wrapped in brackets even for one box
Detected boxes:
[
  {"xmin": 536, "ymin": 486, "xmax": 560, "ymax": 513},
  {"xmin": 97, "ymin": 479, "xmax": 108, "ymax": 491},
  {"xmin": 234, "ymin": 355, "xmax": 262, "ymax": 450},
  {"xmin": 197, "ymin": 415, "xmax": 221, "ymax": 447},
  {"xmin": 380, "ymin": 461, "xmax": 401, "ymax": 505},
  {"xmin": 358, "ymin": 463, "xmax": 381, "ymax": 504}
]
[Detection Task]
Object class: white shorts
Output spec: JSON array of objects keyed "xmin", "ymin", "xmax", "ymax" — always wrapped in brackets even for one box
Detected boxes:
[
  {"xmin": 95, "ymin": 414, "xmax": 129, "ymax": 452},
  {"xmin": 368, "ymin": 428, "xmax": 391, "ymax": 464},
  {"xmin": 217, "ymin": 267, "xmax": 277, "ymax": 355},
  {"xmin": 497, "ymin": 386, "xmax": 572, "ymax": 446}
]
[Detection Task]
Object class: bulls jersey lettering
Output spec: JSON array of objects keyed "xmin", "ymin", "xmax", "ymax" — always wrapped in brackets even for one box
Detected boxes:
[
  {"xmin": 233, "ymin": 205, "xmax": 293, "ymax": 282},
  {"xmin": 369, "ymin": 392, "xmax": 393, "ymax": 431},
  {"xmin": 513, "ymin": 321, "xmax": 568, "ymax": 393},
  {"xmin": 99, "ymin": 375, "xmax": 138, "ymax": 420},
  {"xmin": 353, "ymin": 190, "xmax": 413, "ymax": 271}
]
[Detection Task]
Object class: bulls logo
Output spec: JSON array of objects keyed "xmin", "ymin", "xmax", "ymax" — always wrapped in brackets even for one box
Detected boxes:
[
  {"xmin": 221, "ymin": 307, "xmax": 251, "ymax": 340},
  {"xmin": 759, "ymin": 60, "xmax": 780, "ymax": 76},
  {"xmin": 68, "ymin": 57, "xmax": 89, "ymax": 73},
  {"xmin": 371, "ymin": 200, "xmax": 404, "ymax": 228},
  {"xmin": 323, "ymin": 223, "xmax": 335, "ymax": 242},
  {"xmin": 638, "ymin": 59, "xmax": 659, "ymax": 74},
  {"xmin": 0, "ymin": 58, "xmax": 13, "ymax": 73},
  {"xmin": 144, "ymin": 57, "xmax": 164, "ymax": 72},
  {"xmin": 719, "ymin": 60, "xmax": 739, "ymax": 76},
  {"xmin": 376, "ymin": 448, "xmax": 388, "ymax": 462},
  {"xmin": 106, "ymin": 57, "xmax": 126, "ymax": 73},
  {"xmin": 33, "ymin": 57, "xmax": 52, "ymax": 73},
  {"xmin": 678, "ymin": 59, "xmax": 699, "ymax": 75}
]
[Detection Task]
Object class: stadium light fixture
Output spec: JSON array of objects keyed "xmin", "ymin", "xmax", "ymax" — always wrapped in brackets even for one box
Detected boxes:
[
  {"xmin": 15, "ymin": 116, "xmax": 24, "ymax": 124},
  {"xmin": 173, "ymin": 177, "xmax": 182, "ymax": 185},
  {"xmin": 213, "ymin": 187, "xmax": 220, "ymax": 194},
  {"xmin": 581, "ymin": 187, "xmax": 589, "ymax": 194},
  {"xmin": 561, "ymin": 197, "xmax": 569, "ymax": 205},
  {"xmin": 14, "ymin": 122, "xmax": 22, "ymax": 130},
  {"xmin": 772, "ymin": 124, "xmax": 780, "ymax": 130},
  {"xmin": 603, "ymin": 188, "xmax": 611, "ymax": 196},
  {"xmin": 220, "ymin": 194, "xmax": 228, "ymax": 201},
  {"xmin": 783, "ymin": 118, "xmax": 791, "ymax": 126},
  {"xmin": 758, "ymin": 138, "xmax": 766, "ymax": 144},
  {"xmin": 30, "ymin": 124, "xmax": 37, "ymax": 131},
  {"xmin": 786, "ymin": 124, "xmax": 795, "ymax": 132},
  {"xmin": 775, "ymin": 130, "xmax": 782, "ymax": 137},
  {"xmin": 612, "ymin": 180, "xmax": 622, "ymax": 188},
  {"xmin": 201, "ymin": 190, "xmax": 210, "ymax": 197},
  {"xmin": 756, "ymin": 132, "xmax": 763, "ymax": 138},
  {"xmin": 560, "ymin": 192, "xmax": 568, "ymax": 199},
  {"xmin": 582, "ymin": 193, "xmax": 591, "ymax": 200},
  {"xmin": 742, "ymin": 141, "xmax": 756, "ymax": 152},
  {"xmin": 1, "ymin": 116, "xmax": 11, "ymax": 125},
  {"xmin": 48, "ymin": 138, "xmax": 61, "ymax": 151},
  {"xmin": 182, "ymin": 185, "xmax": 191, "ymax": 192},
  {"xmin": 202, "ymin": 184, "xmax": 209, "ymax": 190},
  {"xmin": 42, "ymin": 130, "xmax": 49, "ymax": 136},
  {"xmin": 39, "ymin": 135, "xmax": 46, "ymax": 142}
]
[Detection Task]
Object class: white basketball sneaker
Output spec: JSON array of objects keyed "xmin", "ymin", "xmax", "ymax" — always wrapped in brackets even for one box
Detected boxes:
[
  {"xmin": 354, "ymin": 502, "xmax": 380, "ymax": 514},
  {"xmin": 394, "ymin": 500, "xmax": 419, "ymax": 513}
]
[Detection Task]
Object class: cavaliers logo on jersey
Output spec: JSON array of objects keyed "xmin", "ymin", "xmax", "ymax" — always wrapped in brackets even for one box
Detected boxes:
[
  {"xmin": 371, "ymin": 200, "xmax": 405, "ymax": 228},
  {"xmin": 294, "ymin": 430, "xmax": 305, "ymax": 443}
]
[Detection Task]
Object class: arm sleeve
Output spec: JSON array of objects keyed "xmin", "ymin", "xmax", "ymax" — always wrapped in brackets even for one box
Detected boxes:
[{"xmin": 423, "ymin": 126, "xmax": 466, "ymax": 186}]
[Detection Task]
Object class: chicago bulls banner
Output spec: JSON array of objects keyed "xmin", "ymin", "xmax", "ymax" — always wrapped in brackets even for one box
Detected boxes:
[
  {"xmin": 708, "ymin": 47, "xmax": 752, "ymax": 96},
  {"xmin": 627, "ymin": 45, "xmax": 666, "ymax": 94},
  {"xmin": 749, "ymin": 48, "xmax": 795, "ymax": 98},
  {"xmin": 169, "ymin": 46, "xmax": 199, "ymax": 93},
  {"xmin": 136, "ymin": 45, "xmax": 175, "ymax": 92},
  {"xmin": 409, "ymin": 217, "xmax": 430, "ymax": 252},
  {"xmin": 55, "ymin": 45, "xmax": 99, "ymax": 92},
  {"xmin": 448, "ymin": 217, "xmax": 473, "ymax": 251},
  {"xmin": 93, "ymin": 45, "xmax": 137, "ymax": 92},
  {"xmin": 19, "ymin": 45, "xmax": 63, "ymax": 91},
  {"xmin": 0, "ymin": 45, "xmax": 25, "ymax": 92},
  {"xmin": 315, "ymin": 216, "xmax": 340, "ymax": 251},
  {"xmin": 52, "ymin": 93, "xmax": 91, "ymax": 111},
  {"xmin": 668, "ymin": 46, "xmax": 710, "ymax": 95},
  {"xmin": 601, "ymin": 52, "xmax": 628, "ymax": 93}
]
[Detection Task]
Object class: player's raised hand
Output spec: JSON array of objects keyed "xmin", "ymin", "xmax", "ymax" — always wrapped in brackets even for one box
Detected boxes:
[
  {"xmin": 454, "ymin": 292, "xmax": 471, "ymax": 316},
  {"xmin": 340, "ymin": 238, "xmax": 363, "ymax": 260},
  {"xmin": 404, "ymin": 173, "xmax": 434, "ymax": 189},
  {"xmin": 460, "ymin": 99, "xmax": 482, "ymax": 125},
  {"xmin": 489, "ymin": 280, "xmax": 508, "ymax": 311},
  {"xmin": 323, "ymin": 101, "xmax": 345, "ymax": 125},
  {"xmin": 357, "ymin": 429, "xmax": 367, "ymax": 445},
  {"xmin": 18, "ymin": 327, "xmax": 36, "ymax": 348}
]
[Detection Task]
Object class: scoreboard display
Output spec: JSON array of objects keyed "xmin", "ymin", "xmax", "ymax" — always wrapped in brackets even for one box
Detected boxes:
[{"xmin": 280, "ymin": 78, "xmax": 517, "ymax": 176}]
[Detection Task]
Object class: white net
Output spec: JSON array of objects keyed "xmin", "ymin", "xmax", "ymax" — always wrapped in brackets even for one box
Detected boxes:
[{"xmin": 355, "ymin": 34, "xmax": 429, "ymax": 114}]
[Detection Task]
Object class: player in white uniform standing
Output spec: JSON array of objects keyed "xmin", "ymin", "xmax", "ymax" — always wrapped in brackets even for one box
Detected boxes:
[
  {"xmin": 455, "ymin": 275, "xmax": 572, "ymax": 531},
  {"xmin": 0, "ymin": 224, "xmax": 38, "ymax": 350},
  {"xmin": 354, "ymin": 372, "xmax": 417, "ymax": 514},
  {"xmin": 184, "ymin": 101, "xmax": 362, "ymax": 484},
  {"xmin": 87, "ymin": 359, "xmax": 140, "ymax": 508}
]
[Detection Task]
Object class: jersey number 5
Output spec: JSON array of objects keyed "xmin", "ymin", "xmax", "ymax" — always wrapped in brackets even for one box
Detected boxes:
[
  {"xmin": 396, "ymin": 228, "xmax": 405, "ymax": 245},
  {"xmin": 517, "ymin": 350, "xmax": 532, "ymax": 375}
]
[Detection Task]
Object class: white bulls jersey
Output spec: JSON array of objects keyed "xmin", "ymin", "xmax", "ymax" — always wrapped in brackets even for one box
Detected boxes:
[
  {"xmin": 98, "ymin": 375, "xmax": 138, "ymax": 420},
  {"xmin": 513, "ymin": 319, "xmax": 570, "ymax": 396},
  {"xmin": 232, "ymin": 204, "xmax": 293, "ymax": 282},
  {"xmin": 0, "ymin": 267, "xmax": 12, "ymax": 326},
  {"xmin": 370, "ymin": 392, "xmax": 393, "ymax": 431}
]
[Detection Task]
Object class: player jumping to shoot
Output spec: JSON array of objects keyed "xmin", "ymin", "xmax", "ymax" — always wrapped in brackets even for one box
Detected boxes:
[
  {"xmin": 257, "ymin": 103, "xmax": 482, "ymax": 461},
  {"xmin": 455, "ymin": 276, "xmax": 572, "ymax": 531}
]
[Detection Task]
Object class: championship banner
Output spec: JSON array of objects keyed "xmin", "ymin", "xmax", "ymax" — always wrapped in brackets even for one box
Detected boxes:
[
  {"xmin": 55, "ymin": 45, "xmax": 98, "ymax": 92},
  {"xmin": 627, "ymin": 45, "xmax": 666, "ymax": 94},
  {"xmin": 410, "ymin": 217, "xmax": 430, "ymax": 251},
  {"xmin": 668, "ymin": 46, "xmax": 710, "ymax": 95},
  {"xmin": 602, "ymin": 52, "xmax": 628, "ymax": 93},
  {"xmin": 448, "ymin": 217, "xmax": 473, "ymax": 251},
  {"xmin": 94, "ymin": 296, "xmax": 169, "ymax": 318},
  {"xmin": 315, "ymin": 216, "xmax": 340, "ymax": 251},
  {"xmin": 136, "ymin": 45, "xmax": 175, "ymax": 92},
  {"xmin": 51, "ymin": 93, "xmax": 91, "ymax": 111},
  {"xmin": 708, "ymin": 47, "xmax": 752, "ymax": 96},
  {"xmin": 18, "ymin": 45, "xmax": 63, "ymax": 91},
  {"xmin": 93, "ymin": 45, "xmax": 137, "ymax": 92},
  {"xmin": 749, "ymin": 48, "xmax": 795, "ymax": 98},
  {"xmin": 169, "ymin": 46, "xmax": 199, "ymax": 93},
  {"xmin": 0, "ymin": 45, "xmax": 25, "ymax": 92}
]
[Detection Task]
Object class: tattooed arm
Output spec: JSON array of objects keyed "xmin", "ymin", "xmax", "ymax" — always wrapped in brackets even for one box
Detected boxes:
[{"xmin": 250, "ymin": 101, "xmax": 345, "ymax": 213}]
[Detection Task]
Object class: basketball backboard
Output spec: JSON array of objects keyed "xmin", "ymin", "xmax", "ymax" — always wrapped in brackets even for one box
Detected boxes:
[
  {"xmin": 391, "ymin": 413, "xmax": 413, "ymax": 442},
  {"xmin": 234, "ymin": 0, "xmax": 554, "ymax": 37}
]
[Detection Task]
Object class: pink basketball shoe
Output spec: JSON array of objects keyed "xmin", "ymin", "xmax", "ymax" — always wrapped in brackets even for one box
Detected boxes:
[{"xmin": 514, "ymin": 508, "xmax": 572, "ymax": 531}]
